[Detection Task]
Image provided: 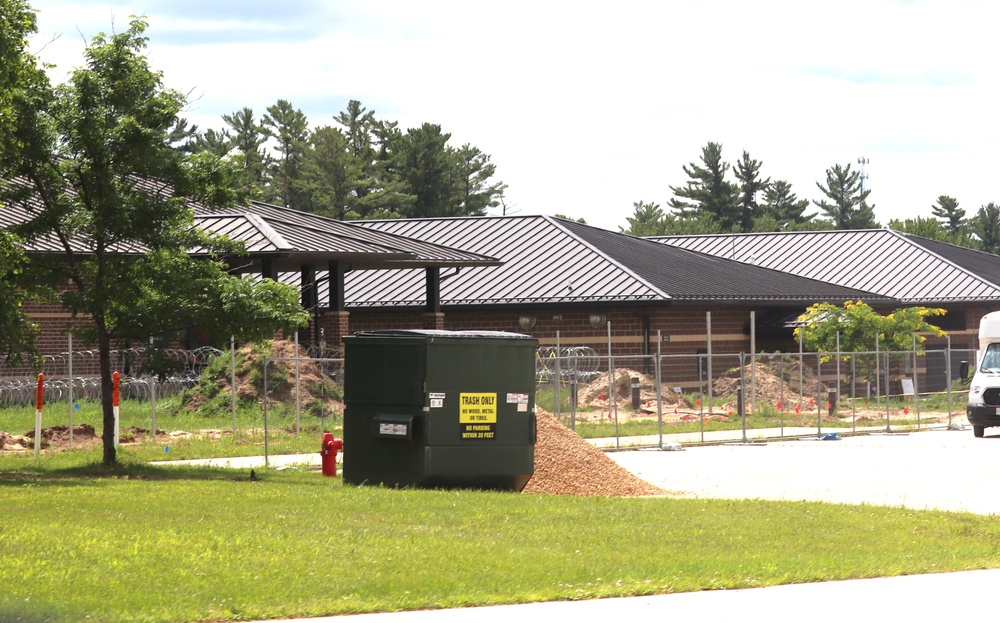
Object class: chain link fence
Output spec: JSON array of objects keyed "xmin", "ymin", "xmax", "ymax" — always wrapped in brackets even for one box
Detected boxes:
[
  {"xmin": 538, "ymin": 346, "xmax": 976, "ymax": 448},
  {"xmin": 2, "ymin": 333, "xmax": 977, "ymax": 458},
  {"xmin": 0, "ymin": 342, "xmax": 220, "ymax": 408}
]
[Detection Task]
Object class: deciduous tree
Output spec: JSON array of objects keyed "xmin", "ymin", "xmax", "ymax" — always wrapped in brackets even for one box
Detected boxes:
[{"xmin": 1, "ymin": 12, "xmax": 308, "ymax": 464}]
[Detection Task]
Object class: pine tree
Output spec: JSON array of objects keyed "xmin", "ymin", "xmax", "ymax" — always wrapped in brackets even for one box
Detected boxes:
[
  {"xmin": 733, "ymin": 150, "xmax": 769, "ymax": 233},
  {"xmin": 261, "ymin": 99, "xmax": 309, "ymax": 210},
  {"xmin": 621, "ymin": 201, "xmax": 667, "ymax": 236},
  {"xmin": 813, "ymin": 163, "xmax": 878, "ymax": 229},
  {"xmin": 930, "ymin": 195, "xmax": 966, "ymax": 236},
  {"xmin": 761, "ymin": 179, "xmax": 814, "ymax": 228},
  {"xmin": 668, "ymin": 142, "xmax": 740, "ymax": 231},
  {"xmin": 974, "ymin": 203, "xmax": 1000, "ymax": 254}
]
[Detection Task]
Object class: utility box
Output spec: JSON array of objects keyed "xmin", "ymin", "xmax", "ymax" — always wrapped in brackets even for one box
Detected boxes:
[{"xmin": 342, "ymin": 330, "xmax": 538, "ymax": 491}]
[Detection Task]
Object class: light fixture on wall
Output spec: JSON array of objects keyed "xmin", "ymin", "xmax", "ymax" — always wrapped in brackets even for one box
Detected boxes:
[
  {"xmin": 518, "ymin": 313, "xmax": 536, "ymax": 330},
  {"xmin": 589, "ymin": 311, "xmax": 607, "ymax": 329}
]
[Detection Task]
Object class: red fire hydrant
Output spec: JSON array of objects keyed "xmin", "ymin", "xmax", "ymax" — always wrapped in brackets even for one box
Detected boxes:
[{"xmin": 321, "ymin": 431, "xmax": 344, "ymax": 477}]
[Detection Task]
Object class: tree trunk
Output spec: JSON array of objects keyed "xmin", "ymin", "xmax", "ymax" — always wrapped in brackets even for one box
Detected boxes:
[{"xmin": 98, "ymin": 329, "xmax": 117, "ymax": 465}]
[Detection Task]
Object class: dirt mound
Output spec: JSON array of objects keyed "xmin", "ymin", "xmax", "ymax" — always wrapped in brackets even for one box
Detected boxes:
[
  {"xmin": 712, "ymin": 361, "xmax": 824, "ymax": 408},
  {"xmin": 577, "ymin": 368, "xmax": 681, "ymax": 410},
  {"xmin": 182, "ymin": 339, "xmax": 343, "ymax": 417},
  {"xmin": 523, "ymin": 411, "xmax": 670, "ymax": 497}
]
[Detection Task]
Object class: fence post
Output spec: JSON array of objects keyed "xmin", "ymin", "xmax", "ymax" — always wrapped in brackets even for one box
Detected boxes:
[
  {"xmin": 750, "ymin": 311, "xmax": 756, "ymax": 413},
  {"xmin": 875, "ymin": 334, "xmax": 881, "ymax": 408},
  {"xmin": 294, "ymin": 332, "xmax": 301, "ymax": 436},
  {"xmin": 608, "ymin": 322, "xmax": 619, "ymax": 449},
  {"xmin": 150, "ymin": 336, "xmax": 157, "ymax": 441},
  {"xmin": 798, "ymin": 329, "xmax": 804, "ymax": 412},
  {"xmin": 230, "ymin": 335, "xmax": 237, "ymax": 436},
  {"xmin": 706, "ymin": 311, "xmax": 713, "ymax": 415},
  {"xmin": 68, "ymin": 333, "xmax": 73, "ymax": 446},
  {"xmin": 816, "ymin": 352, "xmax": 823, "ymax": 437},
  {"xmin": 263, "ymin": 356, "xmax": 270, "ymax": 468},
  {"xmin": 739, "ymin": 353, "xmax": 748, "ymax": 443},
  {"xmin": 851, "ymin": 355, "xmax": 857, "ymax": 433},
  {"xmin": 836, "ymin": 331, "xmax": 841, "ymax": 415},
  {"xmin": 656, "ymin": 330, "xmax": 663, "ymax": 448},
  {"xmin": 912, "ymin": 334, "xmax": 920, "ymax": 429},
  {"xmin": 946, "ymin": 334, "xmax": 953, "ymax": 429},
  {"xmin": 698, "ymin": 353, "xmax": 705, "ymax": 444},
  {"xmin": 555, "ymin": 331, "xmax": 561, "ymax": 420},
  {"xmin": 569, "ymin": 349, "xmax": 577, "ymax": 431},
  {"xmin": 779, "ymin": 356, "xmax": 785, "ymax": 438},
  {"xmin": 884, "ymin": 351, "xmax": 892, "ymax": 433}
]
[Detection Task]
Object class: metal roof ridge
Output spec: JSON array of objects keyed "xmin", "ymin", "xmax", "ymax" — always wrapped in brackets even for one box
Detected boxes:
[
  {"xmin": 243, "ymin": 213, "xmax": 294, "ymax": 250},
  {"xmin": 545, "ymin": 216, "xmax": 673, "ymax": 301},
  {"xmin": 264, "ymin": 208, "xmax": 500, "ymax": 262},
  {"xmin": 887, "ymin": 228, "xmax": 1000, "ymax": 296}
]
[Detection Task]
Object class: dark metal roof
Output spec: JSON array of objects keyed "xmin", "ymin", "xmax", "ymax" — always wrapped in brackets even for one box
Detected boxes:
[
  {"xmin": 0, "ymin": 184, "xmax": 499, "ymax": 272},
  {"xmin": 227, "ymin": 202, "xmax": 500, "ymax": 269},
  {"xmin": 349, "ymin": 215, "xmax": 667, "ymax": 307},
  {"xmin": 654, "ymin": 229, "xmax": 1000, "ymax": 304},
  {"xmin": 558, "ymin": 220, "xmax": 883, "ymax": 303},
  {"xmin": 345, "ymin": 215, "xmax": 881, "ymax": 308}
]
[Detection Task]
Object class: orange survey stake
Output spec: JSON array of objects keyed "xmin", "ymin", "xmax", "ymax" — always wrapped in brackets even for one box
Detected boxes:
[{"xmin": 36, "ymin": 373, "xmax": 44, "ymax": 411}]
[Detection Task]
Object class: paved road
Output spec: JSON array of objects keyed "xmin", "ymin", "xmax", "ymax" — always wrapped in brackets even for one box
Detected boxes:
[{"xmin": 610, "ymin": 427, "xmax": 1000, "ymax": 514}]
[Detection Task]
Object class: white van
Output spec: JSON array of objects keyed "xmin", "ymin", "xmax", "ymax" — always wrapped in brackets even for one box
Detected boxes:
[{"xmin": 966, "ymin": 311, "xmax": 1000, "ymax": 437}]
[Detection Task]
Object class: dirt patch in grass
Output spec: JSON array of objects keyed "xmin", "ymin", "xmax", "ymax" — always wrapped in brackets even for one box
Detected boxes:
[{"xmin": 1, "ymin": 424, "xmax": 102, "ymax": 452}]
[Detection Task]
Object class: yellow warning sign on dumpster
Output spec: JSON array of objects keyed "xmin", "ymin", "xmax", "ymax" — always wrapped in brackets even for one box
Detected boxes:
[{"xmin": 460, "ymin": 392, "xmax": 497, "ymax": 439}]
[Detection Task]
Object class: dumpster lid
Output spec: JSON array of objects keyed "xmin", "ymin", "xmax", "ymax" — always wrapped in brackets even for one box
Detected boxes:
[{"xmin": 352, "ymin": 329, "xmax": 534, "ymax": 340}]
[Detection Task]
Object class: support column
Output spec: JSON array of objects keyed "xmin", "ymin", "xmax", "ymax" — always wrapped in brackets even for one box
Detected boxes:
[
  {"xmin": 320, "ymin": 311, "xmax": 351, "ymax": 354},
  {"xmin": 422, "ymin": 312, "xmax": 445, "ymax": 330},
  {"xmin": 423, "ymin": 267, "xmax": 443, "ymax": 329},
  {"xmin": 300, "ymin": 265, "xmax": 318, "ymax": 347},
  {"xmin": 328, "ymin": 260, "xmax": 346, "ymax": 312},
  {"xmin": 261, "ymin": 258, "xmax": 277, "ymax": 282}
]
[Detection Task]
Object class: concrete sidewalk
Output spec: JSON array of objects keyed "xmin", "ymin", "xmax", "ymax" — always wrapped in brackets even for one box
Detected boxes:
[{"xmin": 257, "ymin": 569, "xmax": 999, "ymax": 622}]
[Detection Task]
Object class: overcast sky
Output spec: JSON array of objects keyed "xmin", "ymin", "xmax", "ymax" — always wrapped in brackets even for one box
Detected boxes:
[{"xmin": 27, "ymin": 0, "xmax": 1000, "ymax": 232}]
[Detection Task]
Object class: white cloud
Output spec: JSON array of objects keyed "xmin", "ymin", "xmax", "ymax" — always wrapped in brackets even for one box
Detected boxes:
[{"xmin": 27, "ymin": 0, "xmax": 1000, "ymax": 230}]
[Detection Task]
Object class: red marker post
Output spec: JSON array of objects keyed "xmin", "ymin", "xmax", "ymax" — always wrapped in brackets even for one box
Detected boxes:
[
  {"xmin": 34, "ymin": 373, "xmax": 44, "ymax": 458},
  {"xmin": 113, "ymin": 371, "xmax": 120, "ymax": 449}
]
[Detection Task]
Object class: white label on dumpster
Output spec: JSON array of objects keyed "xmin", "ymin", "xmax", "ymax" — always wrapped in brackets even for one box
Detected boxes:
[
  {"xmin": 429, "ymin": 392, "xmax": 445, "ymax": 408},
  {"xmin": 506, "ymin": 393, "xmax": 528, "ymax": 404},
  {"xmin": 379, "ymin": 422, "xmax": 408, "ymax": 436}
]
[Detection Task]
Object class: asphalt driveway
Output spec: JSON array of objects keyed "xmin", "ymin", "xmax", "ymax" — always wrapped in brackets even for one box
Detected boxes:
[{"xmin": 609, "ymin": 427, "xmax": 1000, "ymax": 514}]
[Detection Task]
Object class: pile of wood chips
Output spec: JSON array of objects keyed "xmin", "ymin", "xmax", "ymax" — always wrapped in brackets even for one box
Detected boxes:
[{"xmin": 522, "ymin": 411, "xmax": 670, "ymax": 497}]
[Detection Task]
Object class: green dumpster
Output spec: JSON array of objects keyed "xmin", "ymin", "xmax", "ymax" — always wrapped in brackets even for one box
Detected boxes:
[{"xmin": 342, "ymin": 330, "xmax": 537, "ymax": 491}]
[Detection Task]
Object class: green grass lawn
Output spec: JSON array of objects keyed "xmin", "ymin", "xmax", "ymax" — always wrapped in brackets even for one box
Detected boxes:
[
  {"xmin": 2, "ymin": 396, "xmax": 996, "ymax": 622},
  {"xmin": 3, "ymin": 454, "xmax": 1000, "ymax": 623}
]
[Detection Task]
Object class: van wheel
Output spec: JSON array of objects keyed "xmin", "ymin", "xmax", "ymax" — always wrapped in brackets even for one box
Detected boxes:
[{"xmin": 974, "ymin": 425, "xmax": 985, "ymax": 438}]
